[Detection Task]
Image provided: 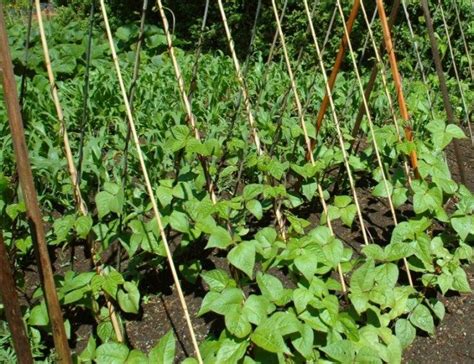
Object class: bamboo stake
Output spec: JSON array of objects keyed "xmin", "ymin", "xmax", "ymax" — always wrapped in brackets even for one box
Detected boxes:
[
  {"xmin": 34, "ymin": 0, "xmax": 87, "ymax": 215},
  {"xmin": 375, "ymin": 0, "xmax": 420, "ymax": 180},
  {"xmin": 401, "ymin": 0, "xmax": 436, "ymax": 120},
  {"xmin": 216, "ymin": 0, "xmax": 288, "ymax": 240},
  {"xmin": 453, "ymin": 1, "xmax": 474, "ymax": 82},
  {"xmin": 0, "ymin": 231, "xmax": 34, "ymax": 364},
  {"xmin": 420, "ymin": 0, "xmax": 466, "ymax": 186},
  {"xmin": 34, "ymin": 0, "xmax": 123, "ymax": 341},
  {"xmin": 437, "ymin": 0, "xmax": 474, "ymax": 146},
  {"xmin": 0, "ymin": 5, "xmax": 71, "ymax": 362},
  {"xmin": 271, "ymin": 0, "xmax": 355, "ymax": 292},
  {"xmin": 314, "ymin": 0, "xmax": 360, "ymax": 136},
  {"xmin": 98, "ymin": 2, "xmax": 202, "ymax": 362},
  {"xmin": 351, "ymin": 0, "xmax": 400, "ymax": 143}
]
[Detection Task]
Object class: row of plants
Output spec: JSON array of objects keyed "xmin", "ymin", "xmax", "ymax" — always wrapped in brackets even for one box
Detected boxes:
[{"xmin": 0, "ymin": 6, "xmax": 473, "ymax": 363}]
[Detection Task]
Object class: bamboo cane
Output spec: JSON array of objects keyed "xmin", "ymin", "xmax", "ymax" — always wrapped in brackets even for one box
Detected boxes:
[
  {"xmin": 375, "ymin": 0, "xmax": 420, "ymax": 179},
  {"xmin": 0, "ymin": 5, "xmax": 71, "ymax": 362},
  {"xmin": 420, "ymin": 0, "xmax": 466, "ymax": 186},
  {"xmin": 0, "ymin": 231, "xmax": 34, "ymax": 364}
]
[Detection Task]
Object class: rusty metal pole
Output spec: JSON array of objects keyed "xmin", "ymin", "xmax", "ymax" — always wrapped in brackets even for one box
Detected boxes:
[
  {"xmin": 0, "ymin": 4, "xmax": 72, "ymax": 363},
  {"xmin": 420, "ymin": 0, "xmax": 466, "ymax": 185},
  {"xmin": 0, "ymin": 231, "xmax": 34, "ymax": 364},
  {"xmin": 375, "ymin": 0, "xmax": 420, "ymax": 179}
]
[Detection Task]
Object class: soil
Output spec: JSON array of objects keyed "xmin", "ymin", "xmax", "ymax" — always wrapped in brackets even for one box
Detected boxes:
[{"xmin": 13, "ymin": 131, "xmax": 474, "ymax": 362}]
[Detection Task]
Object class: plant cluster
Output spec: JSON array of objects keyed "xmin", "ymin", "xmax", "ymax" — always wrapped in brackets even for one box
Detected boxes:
[{"xmin": 0, "ymin": 8, "xmax": 473, "ymax": 364}]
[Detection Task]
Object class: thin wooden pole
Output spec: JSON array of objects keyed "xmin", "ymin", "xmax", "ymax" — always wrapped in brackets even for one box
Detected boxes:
[
  {"xmin": 0, "ymin": 5, "xmax": 71, "ymax": 363},
  {"xmin": 420, "ymin": 0, "xmax": 466, "ymax": 185},
  {"xmin": 351, "ymin": 0, "xmax": 400, "ymax": 143},
  {"xmin": 0, "ymin": 231, "xmax": 34, "ymax": 364},
  {"xmin": 314, "ymin": 0, "xmax": 360, "ymax": 135},
  {"xmin": 375, "ymin": 0, "xmax": 420, "ymax": 179}
]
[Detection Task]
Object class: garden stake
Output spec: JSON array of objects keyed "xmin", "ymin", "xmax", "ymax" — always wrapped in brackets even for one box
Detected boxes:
[
  {"xmin": 77, "ymin": 0, "xmax": 95, "ymax": 185},
  {"xmin": 0, "ymin": 5, "xmax": 71, "ymax": 362},
  {"xmin": 0, "ymin": 231, "xmax": 34, "ymax": 364},
  {"xmin": 217, "ymin": 0, "xmax": 288, "ymax": 240},
  {"xmin": 351, "ymin": 0, "xmax": 400, "ymax": 144},
  {"xmin": 157, "ymin": 0, "xmax": 219, "ymax": 205},
  {"xmin": 99, "ymin": 2, "xmax": 202, "ymax": 361},
  {"xmin": 34, "ymin": 0, "xmax": 88, "ymax": 215},
  {"xmin": 453, "ymin": 1, "xmax": 473, "ymax": 82},
  {"xmin": 437, "ymin": 0, "xmax": 474, "ymax": 146},
  {"xmin": 356, "ymin": 1, "xmax": 411, "ymax": 184},
  {"xmin": 353, "ymin": 0, "xmax": 414, "ymax": 286},
  {"xmin": 375, "ymin": 0, "xmax": 420, "ymax": 180},
  {"xmin": 19, "ymin": 0, "xmax": 33, "ymax": 113},
  {"xmin": 420, "ymin": 0, "xmax": 467, "ymax": 186},
  {"xmin": 401, "ymin": 0, "xmax": 436, "ymax": 120},
  {"xmin": 272, "ymin": 0, "xmax": 364, "ymax": 292},
  {"xmin": 34, "ymin": 0, "xmax": 124, "ymax": 341},
  {"xmin": 314, "ymin": 0, "xmax": 360, "ymax": 137},
  {"xmin": 188, "ymin": 0, "xmax": 210, "ymax": 101}
]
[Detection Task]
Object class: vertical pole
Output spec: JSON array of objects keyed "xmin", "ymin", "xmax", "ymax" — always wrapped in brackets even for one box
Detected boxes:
[
  {"xmin": 314, "ymin": 0, "xmax": 360, "ymax": 134},
  {"xmin": 351, "ymin": 0, "xmax": 400, "ymax": 141},
  {"xmin": 375, "ymin": 0, "xmax": 420, "ymax": 179},
  {"xmin": 0, "ymin": 5, "xmax": 72, "ymax": 364},
  {"xmin": 0, "ymin": 231, "xmax": 34, "ymax": 364},
  {"xmin": 420, "ymin": 0, "xmax": 466, "ymax": 185}
]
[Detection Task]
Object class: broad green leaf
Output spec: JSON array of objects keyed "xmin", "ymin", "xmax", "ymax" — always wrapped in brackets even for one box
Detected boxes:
[
  {"xmin": 96, "ymin": 342, "xmax": 129, "ymax": 364},
  {"xmin": 149, "ymin": 330, "xmax": 176, "ymax": 364},
  {"xmin": 256, "ymin": 272, "xmax": 291, "ymax": 306},
  {"xmin": 375, "ymin": 263, "xmax": 399, "ymax": 288},
  {"xmin": 28, "ymin": 303, "xmax": 49, "ymax": 326},
  {"xmin": 294, "ymin": 253, "xmax": 317, "ymax": 282},
  {"xmin": 103, "ymin": 271, "xmax": 124, "ymax": 298},
  {"xmin": 321, "ymin": 340, "xmax": 355, "ymax": 363},
  {"xmin": 201, "ymin": 269, "xmax": 234, "ymax": 292},
  {"xmin": 410, "ymin": 303, "xmax": 434, "ymax": 334},
  {"xmin": 206, "ymin": 226, "xmax": 233, "ymax": 249},
  {"xmin": 117, "ymin": 282, "xmax": 140, "ymax": 314},
  {"xmin": 242, "ymin": 295, "xmax": 273, "ymax": 326},
  {"xmin": 225, "ymin": 305, "xmax": 252, "ymax": 338},
  {"xmin": 451, "ymin": 215, "xmax": 474, "ymax": 241},
  {"xmin": 452, "ymin": 267, "xmax": 471, "ymax": 293},
  {"xmin": 395, "ymin": 319, "xmax": 416, "ymax": 349},
  {"xmin": 75, "ymin": 215, "xmax": 93, "ymax": 239},
  {"xmin": 350, "ymin": 259, "xmax": 376, "ymax": 292},
  {"xmin": 215, "ymin": 339, "xmax": 248, "ymax": 363},
  {"xmin": 246, "ymin": 199, "xmax": 263, "ymax": 220},
  {"xmin": 169, "ymin": 210, "xmax": 189, "ymax": 233},
  {"xmin": 250, "ymin": 325, "xmax": 288, "ymax": 354},
  {"xmin": 228, "ymin": 241, "xmax": 255, "ymax": 279}
]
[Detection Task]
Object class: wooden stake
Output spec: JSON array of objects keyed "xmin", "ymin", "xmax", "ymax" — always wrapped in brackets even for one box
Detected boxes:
[
  {"xmin": 376, "ymin": 0, "xmax": 420, "ymax": 179},
  {"xmin": 314, "ymin": 0, "xmax": 360, "ymax": 135},
  {"xmin": 0, "ymin": 231, "xmax": 34, "ymax": 364},
  {"xmin": 420, "ymin": 0, "xmax": 466, "ymax": 185},
  {"xmin": 0, "ymin": 5, "xmax": 71, "ymax": 363}
]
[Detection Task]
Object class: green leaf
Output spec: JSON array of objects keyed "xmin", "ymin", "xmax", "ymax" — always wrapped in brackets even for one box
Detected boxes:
[
  {"xmin": 350, "ymin": 259, "xmax": 376, "ymax": 292},
  {"xmin": 246, "ymin": 200, "xmax": 263, "ymax": 220},
  {"xmin": 126, "ymin": 350, "xmax": 148, "ymax": 364},
  {"xmin": 251, "ymin": 325, "xmax": 287, "ymax": 354},
  {"xmin": 28, "ymin": 303, "xmax": 49, "ymax": 326},
  {"xmin": 243, "ymin": 295, "xmax": 273, "ymax": 326},
  {"xmin": 452, "ymin": 267, "xmax": 471, "ymax": 293},
  {"xmin": 395, "ymin": 319, "xmax": 416, "ymax": 349},
  {"xmin": 149, "ymin": 330, "xmax": 176, "ymax": 364},
  {"xmin": 322, "ymin": 238, "xmax": 344, "ymax": 267},
  {"xmin": 103, "ymin": 271, "xmax": 125, "ymax": 298},
  {"xmin": 199, "ymin": 288, "xmax": 244, "ymax": 316},
  {"xmin": 321, "ymin": 340, "xmax": 355, "ymax": 363},
  {"xmin": 96, "ymin": 342, "xmax": 130, "ymax": 364},
  {"xmin": 243, "ymin": 184, "xmax": 263, "ymax": 200},
  {"xmin": 445, "ymin": 124, "xmax": 465, "ymax": 139},
  {"xmin": 293, "ymin": 288, "xmax": 313, "ymax": 314},
  {"xmin": 75, "ymin": 215, "xmax": 93, "ymax": 239},
  {"xmin": 451, "ymin": 216, "xmax": 474, "ymax": 241},
  {"xmin": 256, "ymin": 272, "xmax": 291, "ymax": 306},
  {"xmin": 215, "ymin": 339, "xmax": 248, "ymax": 363},
  {"xmin": 292, "ymin": 324, "xmax": 314, "ymax": 359},
  {"xmin": 116, "ymin": 26, "xmax": 133, "ymax": 41},
  {"xmin": 206, "ymin": 226, "xmax": 233, "ymax": 249},
  {"xmin": 228, "ymin": 241, "xmax": 255, "ymax": 279},
  {"xmin": 225, "ymin": 305, "xmax": 252, "ymax": 338},
  {"xmin": 372, "ymin": 180, "xmax": 393, "ymax": 198},
  {"xmin": 294, "ymin": 253, "xmax": 317, "ymax": 282},
  {"xmin": 413, "ymin": 187, "xmax": 443, "ymax": 214},
  {"xmin": 169, "ymin": 210, "xmax": 189, "ymax": 233},
  {"xmin": 201, "ymin": 269, "xmax": 234, "ymax": 292},
  {"xmin": 117, "ymin": 282, "xmax": 140, "ymax": 314},
  {"xmin": 410, "ymin": 303, "xmax": 434, "ymax": 335},
  {"xmin": 375, "ymin": 263, "xmax": 399, "ymax": 288}
]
